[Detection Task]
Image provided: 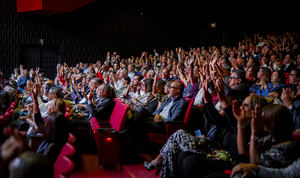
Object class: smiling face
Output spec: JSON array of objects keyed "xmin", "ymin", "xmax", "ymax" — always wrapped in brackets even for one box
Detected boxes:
[
  {"xmin": 169, "ymin": 81, "xmax": 181, "ymax": 98},
  {"xmin": 289, "ymin": 70, "xmax": 298, "ymax": 84},
  {"xmin": 48, "ymin": 90, "xmax": 56, "ymax": 101}
]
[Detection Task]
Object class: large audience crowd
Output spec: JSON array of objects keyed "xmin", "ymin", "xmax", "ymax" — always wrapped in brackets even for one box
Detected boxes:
[{"xmin": 1, "ymin": 32, "xmax": 300, "ymax": 178}]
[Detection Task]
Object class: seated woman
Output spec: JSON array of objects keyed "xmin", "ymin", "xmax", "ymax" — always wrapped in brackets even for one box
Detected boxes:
[
  {"xmin": 177, "ymin": 65, "xmax": 199, "ymax": 99},
  {"xmin": 256, "ymin": 70, "xmax": 286, "ymax": 98},
  {"xmin": 245, "ymin": 66, "xmax": 258, "ymax": 88},
  {"xmin": 131, "ymin": 78, "xmax": 157, "ymax": 113},
  {"xmin": 115, "ymin": 76, "xmax": 131, "ymax": 98},
  {"xmin": 249, "ymin": 67, "xmax": 271, "ymax": 94},
  {"xmin": 178, "ymin": 103, "xmax": 299, "ymax": 178},
  {"xmin": 250, "ymin": 104, "xmax": 300, "ymax": 169},
  {"xmin": 209, "ymin": 104, "xmax": 300, "ymax": 178},
  {"xmin": 152, "ymin": 79, "xmax": 168, "ymax": 109},
  {"xmin": 31, "ymin": 84, "xmax": 69, "ymax": 164}
]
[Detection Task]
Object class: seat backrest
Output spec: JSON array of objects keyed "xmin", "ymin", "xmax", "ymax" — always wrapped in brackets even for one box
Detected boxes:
[
  {"xmin": 108, "ymin": 98, "xmax": 122, "ymax": 123},
  {"xmin": 109, "ymin": 100, "xmax": 129, "ymax": 132},
  {"xmin": 59, "ymin": 143, "xmax": 76, "ymax": 157},
  {"xmin": 90, "ymin": 117, "xmax": 97, "ymax": 126},
  {"xmin": 92, "ymin": 121, "xmax": 101, "ymax": 134},
  {"xmin": 68, "ymin": 133, "xmax": 76, "ymax": 144},
  {"xmin": 53, "ymin": 156, "xmax": 75, "ymax": 178},
  {"xmin": 53, "ymin": 143, "xmax": 76, "ymax": 178},
  {"xmin": 114, "ymin": 98, "xmax": 125, "ymax": 104},
  {"xmin": 183, "ymin": 99, "xmax": 194, "ymax": 130}
]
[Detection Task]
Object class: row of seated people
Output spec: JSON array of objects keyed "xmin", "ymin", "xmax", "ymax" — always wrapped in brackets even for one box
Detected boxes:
[
  {"xmin": 5, "ymin": 70, "xmax": 300, "ymax": 178},
  {"xmin": 1, "ymin": 32, "xmax": 300, "ymax": 178},
  {"xmin": 0, "ymin": 73, "xmax": 72, "ymax": 178}
]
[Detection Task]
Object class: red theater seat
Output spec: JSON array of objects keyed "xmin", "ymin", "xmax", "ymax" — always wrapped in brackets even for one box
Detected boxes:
[
  {"xmin": 90, "ymin": 98, "xmax": 129, "ymax": 167},
  {"xmin": 53, "ymin": 143, "xmax": 76, "ymax": 178}
]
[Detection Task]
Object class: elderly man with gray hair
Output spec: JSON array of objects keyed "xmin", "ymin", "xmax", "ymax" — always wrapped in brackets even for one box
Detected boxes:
[{"xmin": 87, "ymin": 83, "xmax": 115, "ymax": 121}]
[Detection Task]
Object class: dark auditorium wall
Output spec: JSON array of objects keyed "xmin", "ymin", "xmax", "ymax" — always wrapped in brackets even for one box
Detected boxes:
[
  {"xmin": 0, "ymin": 0, "xmax": 231, "ymax": 79},
  {"xmin": 0, "ymin": 0, "xmax": 298, "ymax": 79}
]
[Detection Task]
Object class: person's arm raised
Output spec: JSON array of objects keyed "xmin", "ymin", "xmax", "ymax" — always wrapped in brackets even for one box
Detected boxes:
[
  {"xmin": 215, "ymin": 78, "xmax": 230, "ymax": 109},
  {"xmin": 233, "ymin": 100, "xmax": 249, "ymax": 156},
  {"xmin": 250, "ymin": 105, "xmax": 262, "ymax": 165},
  {"xmin": 177, "ymin": 65, "xmax": 188, "ymax": 86},
  {"xmin": 32, "ymin": 84, "xmax": 40, "ymax": 115}
]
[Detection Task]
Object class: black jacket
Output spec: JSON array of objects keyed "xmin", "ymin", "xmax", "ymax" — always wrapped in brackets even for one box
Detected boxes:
[{"xmin": 88, "ymin": 97, "xmax": 114, "ymax": 121}]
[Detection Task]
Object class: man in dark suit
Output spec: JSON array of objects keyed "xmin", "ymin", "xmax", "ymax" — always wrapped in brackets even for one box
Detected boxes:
[
  {"xmin": 281, "ymin": 54, "xmax": 296, "ymax": 73},
  {"xmin": 145, "ymin": 80, "xmax": 187, "ymax": 133},
  {"xmin": 87, "ymin": 83, "xmax": 115, "ymax": 121}
]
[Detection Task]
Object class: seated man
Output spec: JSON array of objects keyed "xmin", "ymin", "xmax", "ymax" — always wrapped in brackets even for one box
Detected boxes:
[
  {"xmin": 226, "ymin": 69, "xmax": 249, "ymax": 103},
  {"xmin": 87, "ymin": 83, "xmax": 115, "ymax": 121},
  {"xmin": 78, "ymin": 77, "xmax": 101, "ymax": 105},
  {"xmin": 145, "ymin": 80, "xmax": 187, "ymax": 133}
]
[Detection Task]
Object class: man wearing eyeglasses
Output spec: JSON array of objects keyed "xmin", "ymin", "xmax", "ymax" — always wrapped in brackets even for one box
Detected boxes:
[
  {"xmin": 147, "ymin": 80, "xmax": 187, "ymax": 133},
  {"xmin": 227, "ymin": 69, "xmax": 249, "ymax": 102}
]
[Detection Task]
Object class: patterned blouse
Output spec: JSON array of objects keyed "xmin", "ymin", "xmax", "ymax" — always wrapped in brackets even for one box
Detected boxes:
[{"xmin": 258, "ymin": 135, "xmax": 300, "ymax": 168}]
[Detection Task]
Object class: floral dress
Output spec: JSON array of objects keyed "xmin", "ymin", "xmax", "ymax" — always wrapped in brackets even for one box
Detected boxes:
[{"xmin": 160, "ymin": 129, "xmax": 225, "ymax": 178}]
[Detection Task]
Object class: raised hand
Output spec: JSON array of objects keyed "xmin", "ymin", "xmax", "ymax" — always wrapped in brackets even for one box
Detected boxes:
[
  {"xmin": 178, "ymin": 47, "xmax": 182, "ymax": 53},
  {"xmin": 233, "ymin": 100, "xmax": 247, "ymax": 125},
  {"xmin": 281, "ymin": 88, "xmax": 295, "ymax": 107},
  {"xmin": 88, "ymin": 92, "xmax": 94, "ymax": 101},
  {"xmin": 35, "ymin": 67, "xmax": 40, "ymax": 74},
  {"xmin": 202, "ymin": 79, "xmax": 211, "ymax": 103},
  {"xmin": 215, "ymin": 78, "xmax": 226, "ymax": 102},
  {"xmin": 31, "ymin": 83, "xmax": 39, "ymax": 96},
  {"xmin": 251, "ymin": 105, "xmax": 262, "ymax": 135}
]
